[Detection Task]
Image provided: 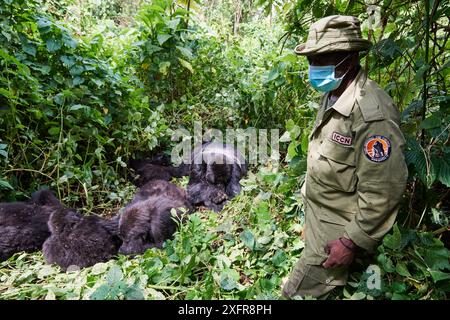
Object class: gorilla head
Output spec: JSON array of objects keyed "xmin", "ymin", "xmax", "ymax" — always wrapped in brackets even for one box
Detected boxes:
[{"xmin": 187, "ymin": 142, "xmax": 247, "ymax": 212}]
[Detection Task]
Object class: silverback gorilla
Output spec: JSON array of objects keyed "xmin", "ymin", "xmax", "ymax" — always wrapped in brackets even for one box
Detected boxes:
[
  {"xmin": 118, "ymin": 179, "xmax": 192, "ymax": 255},
  {"xmin": 187, "ymin": 142, "xmax": 247, "ymax": 212},
  {"xmin": 0, "ymin": 189, "xmax": 59, "ymax": 261}
]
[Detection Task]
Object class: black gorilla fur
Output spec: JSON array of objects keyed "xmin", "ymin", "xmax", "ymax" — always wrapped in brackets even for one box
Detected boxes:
[
  {"xmin": 0, "ymin": 189, "xmax": 59, "ymax": 261},
  {"xmin": 187, "ymin": 142, "xmax": 247, "ymax": 212},
  {"xmin": 129, "ymin": 154, "xmax": 190, "ymax": 187},
  {"xmin": 43, "ymin": 208, "xmax": 122, "ymax": 270},
  {"xmin": 118, "ymin": 180, "xmax": 192, "ymax": 255}
]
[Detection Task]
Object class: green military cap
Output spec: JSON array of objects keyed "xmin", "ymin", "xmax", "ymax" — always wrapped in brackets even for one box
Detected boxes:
[{"xmin": 294, "ymin": 15, "xmax": 372, "ymax": 56}]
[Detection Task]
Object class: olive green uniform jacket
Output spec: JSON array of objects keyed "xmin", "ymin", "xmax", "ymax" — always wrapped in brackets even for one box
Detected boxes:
[{"xmin": 283, "ymin": 69, "xmax": 408, "ymax": 298}]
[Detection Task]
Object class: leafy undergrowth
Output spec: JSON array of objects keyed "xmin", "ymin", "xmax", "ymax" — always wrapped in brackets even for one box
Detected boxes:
[
  {"xmin": 1, "ymin": 166, "xmax": 449, "ymax": 300},
  {"xmin": 0, "ymin": 167, "xmax": 305, "ymax": 300}
]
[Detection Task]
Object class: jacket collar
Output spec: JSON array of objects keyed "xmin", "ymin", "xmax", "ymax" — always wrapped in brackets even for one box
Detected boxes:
[{"xmin": 327, "ymin": 68, "xmax": 368, "ymax": 117}]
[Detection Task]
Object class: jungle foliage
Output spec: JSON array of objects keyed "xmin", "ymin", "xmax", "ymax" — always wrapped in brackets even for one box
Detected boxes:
[{"xmin": 0, "ymin": 0, "xmax": 449, "ymax": 300}]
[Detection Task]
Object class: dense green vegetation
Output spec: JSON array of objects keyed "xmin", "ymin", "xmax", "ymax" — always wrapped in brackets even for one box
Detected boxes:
[{"xmin": 0, "ymin": 0, "xmax": 449, "ymax": 300}]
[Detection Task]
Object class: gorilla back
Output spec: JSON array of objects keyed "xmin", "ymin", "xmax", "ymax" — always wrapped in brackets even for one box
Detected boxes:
[
  {"xmin": 0, "ymin": 189, "xmax": 60, "ymax": 261},
  {"xmin": 118, "ymin": 180, "xmax": 192, "ymax": 255},
  {"xmin": 43, "ymin": 208, "xmax": 121, "ymax": 270}
]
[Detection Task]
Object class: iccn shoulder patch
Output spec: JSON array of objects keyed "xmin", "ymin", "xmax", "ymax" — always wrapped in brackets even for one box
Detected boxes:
[{"xmin": 364, "ymin": 135, "xmax": 391, "ymax": 162}]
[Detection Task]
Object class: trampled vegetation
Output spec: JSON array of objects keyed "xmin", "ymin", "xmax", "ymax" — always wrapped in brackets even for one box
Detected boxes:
[{"xmin": 0, "ymin": 0, "xmax": 449, "ymax": 300}]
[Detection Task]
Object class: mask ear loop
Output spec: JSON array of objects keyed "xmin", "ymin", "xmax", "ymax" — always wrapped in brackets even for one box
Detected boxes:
[
  {"xmin": 335, "ymin": 53, "xmax": 353, "ymax": 68},
  {"xmin": 333, "ymin": 53, "xmax": 355, "ymax": 80}
]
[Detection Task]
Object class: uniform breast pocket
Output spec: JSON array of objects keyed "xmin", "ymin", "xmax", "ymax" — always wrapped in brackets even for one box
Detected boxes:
[{"xmin": 316, "ymin": 139, "xmax": 357, "ymax": 192}]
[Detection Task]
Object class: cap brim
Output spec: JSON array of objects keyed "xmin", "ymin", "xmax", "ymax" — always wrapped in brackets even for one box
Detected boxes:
[{"xmin": 294, "ymin": 40, "xmax": 372, "ymax": 56}]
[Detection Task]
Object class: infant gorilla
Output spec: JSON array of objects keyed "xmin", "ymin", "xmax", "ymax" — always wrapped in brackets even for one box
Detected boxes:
[
  {"xmin": 43, "ymin": 205, "xmax": 122, "ymax": 271},
  {"xmin": 187, "ymin": 142, "xmax": 247, "ymax": 212},
  {"xmin": 118, "ymin": 179, "xmax": 192, "ymax": 255},
  {"xmin": 0, "ymin": 189, "xmax": 59, "ymax": 261}
]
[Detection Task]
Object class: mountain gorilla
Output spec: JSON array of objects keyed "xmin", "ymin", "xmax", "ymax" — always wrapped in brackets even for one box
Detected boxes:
[
  {"xmin": 118, "ymin": 179, "xmax": 192, "ymax": 256},
  {"xmin": 0, "ymin": 189, "xmax": 60, "ymax": 261},
  {"xmin": 129, "ymin": 153, "xmax": 190, "ymax": 187},
  {"xmin": 43, "ymin": 208, "xmax": 122, "ymax": 271},
  {"xmin": 187, "ymin": 142, "xmax": 248, "ymax": 212}
]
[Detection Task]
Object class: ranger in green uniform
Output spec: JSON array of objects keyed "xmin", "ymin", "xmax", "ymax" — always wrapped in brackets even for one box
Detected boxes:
[{"xmin": 282, "ymin": 15, "xmax": 408, "ymax": 299}]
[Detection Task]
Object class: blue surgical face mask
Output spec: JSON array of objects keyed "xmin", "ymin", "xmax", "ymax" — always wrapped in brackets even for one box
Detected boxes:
[{"xmin": 308, "ymin": 55, "xmax": 351, "ymax": 92}]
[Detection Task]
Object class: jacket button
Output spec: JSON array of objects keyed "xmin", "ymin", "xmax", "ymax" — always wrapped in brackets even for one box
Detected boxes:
[{"xmin": 325, "ymin": 279, "xmax": 331, "ymax": 284}]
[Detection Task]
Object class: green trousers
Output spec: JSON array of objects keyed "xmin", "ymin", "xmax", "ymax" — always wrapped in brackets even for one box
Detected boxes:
[{"xmin": 282, "ymin": 196, "xmax": 349, "ymax": 299}]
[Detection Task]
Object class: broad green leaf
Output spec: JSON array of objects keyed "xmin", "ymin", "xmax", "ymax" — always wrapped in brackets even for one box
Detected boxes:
[
  {"xmin": 176, "ymin": 46, "xmax": 193, "ymax": 59},
  {"xmin": 219, "ymin": 269, "xmax": 239, "ymax": 291},
  {"xmin": 37, "ymin": 17, "xmax": 52, "ymax": 32},
  {"xmin": 301, "ymin": 133, "xmax": 309, "ymax": 154},
  {"xmin": 377, "ymin": 254, "xmax": 395, "ymax": 272},
  {"xmin": 272, "ymin": 250, "xmax": 287, "ymax": 267},
  {"xmin": 157, "ymin": 34, "xmax": 171, "ymax": 45},
  {"xmin": 420, "ymin": 114, "xmax": 441, "ymax": 129},
  {"xmin": 60, "ymin": 55, "xmax": 76, "ymax": 68},
  {"xmin": 429, "ymin": 270, "xmax": 450, "ymax": 283},
  {"xmin": 159, "ymin": 61, "xmax": 171, "ymax": 75},
  {"xmin": 279, "ymin": 131, "xmax": 291, "ymax": 142},
  {"xmin": 144, "ymin": 43, "xmax": 163, "ymax": 55},
  {"xmin": 279, "ymin": 53, "xmax": 298, "ymax": 63},
  {"xmin": 240, "ymin": 229, "xmax": 256, "ymax": 250},
  {"xmin": 37, "ymin": 265, "xmax": 56, "ymax": 279},
  {"xmin": 62, "ymin": 34, "xmax": 77, "ymax": 49},
  {"xmin": 266, "ymin": 68, "xmax": 279, "ymax": 82},
  {"xmin": 72, "ymin": 77, "xmax": 84, "ymax": 86},
  {"xmin": 106, "ymin": 265, "xmax": 123, "ymax": 285},
  {"xmin": 46, "ymin": 38, "xmax": 62, "ymax": 52},
  {"xmin": 383, "ymin": 224, "xmax": 402, "ymax": 250},
  {"xmin": 391, "ymin": 281, "xmax": 407, "ymax": 293},
  {"xmin": 91, "ymin": 262, "xmax": 109, "ymax": 275},
  {"xmin": 285, "ymin": 119, "xmax": 295, "ymax": 131},
  {"xmin": 0, "ymin": 88, "xmax": 14, "ymax": 99},
  {"xmin": 48, "ymin": 127, "xmax": 60, "ymax": 136},
  {"xmin": 21, "ymin": 41, "xmax": 36, "ymax": 57},
  {"xmin": 166, "ymin": 18, "xmax": 180, "ymax": 30},
  {"xmin": 0, "ymin": 179, "xmax": 13, "ymax": 190},
  {"xmin": 69, "ymin": 104, "xmax": 87, "ymax": 111},
  {"xmin": 255, "ymin": 201, "xmax": 271, "ymax": 225},
  {"xmin": 350, "ymin": 292, "xmax": 366, "ymax": 300},
  {"xmin": 178, "ymin": 58, "xmax": 194, "ymax": 73},
  {"xmin": 287, "ymin": 141, "xmax": 299, "ymax": 159},
  {"xmin": 415, "ymin": 64, "xmax": 430, "ymax": 84},
  {"xmin": 125, "ymin": 284, "xmax": 145, "ymax": 300},
  {"xmin": 90, "ymin": 284, "xmax": 110, "ymax": 300},
  {"xmin": 422, "ymin": 246, "xmax": 450, "ymax": 271},
  {"xmin": 432, "ymin": 157, "xmax": 450, "ymax": 187},
  {"xmin": 395, "ymin": 262, "xmax": 411, "ymax": 277}
]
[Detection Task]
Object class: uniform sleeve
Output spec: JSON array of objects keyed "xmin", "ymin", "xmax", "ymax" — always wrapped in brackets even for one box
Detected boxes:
[{"xmin": 344, "ymin": 119, "xmax": 408, "ymax": 251}]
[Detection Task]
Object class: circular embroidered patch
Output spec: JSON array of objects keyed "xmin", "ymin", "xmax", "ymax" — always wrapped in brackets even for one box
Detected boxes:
[{"xmin": 364, "ymin": 135, "xmax": 391, "ymax": 162}]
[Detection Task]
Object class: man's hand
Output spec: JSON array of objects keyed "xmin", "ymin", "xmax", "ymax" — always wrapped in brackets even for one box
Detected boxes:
[{"xmin": 322, "ymin": 237, "xmax": 357, "ymax": 269}]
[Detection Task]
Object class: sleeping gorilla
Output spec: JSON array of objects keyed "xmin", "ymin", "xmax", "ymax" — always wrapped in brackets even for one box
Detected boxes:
[
  {"xmin": 43, "ymin": 207, "xmax": 122, "ymax": 271},
  {"xmin": 187, "ymin": 142, "xmax": 247, "ymax": 212},
  {"xmin": 118, "ymin": 179, "xmax": 192, "ymax": 255},
  {"xmin": 0, "ymin": 189, "xmax": 60, "ymax": 261},
  {"xmin": 129, "ymin": 154, "xmax": 190, "ymax": 187}
]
